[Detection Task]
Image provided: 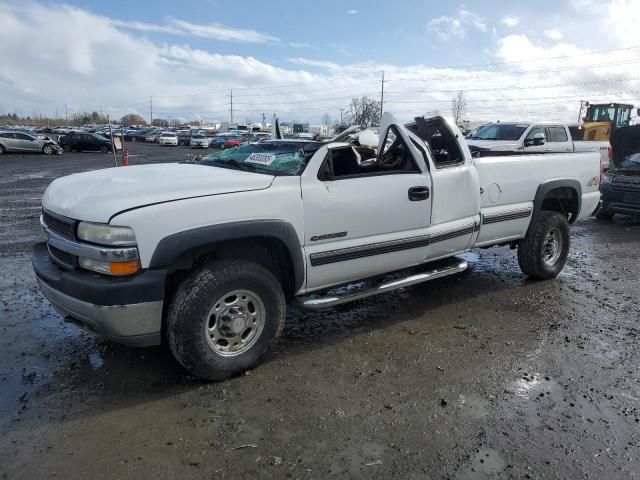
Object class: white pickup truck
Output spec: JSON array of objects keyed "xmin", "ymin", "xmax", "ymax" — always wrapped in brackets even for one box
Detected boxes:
[
  {"xmin": 33, "ymin": 114, "xmax": 602, "ymax": 380},
  {"xmin": 467, "ymin": 122, "xmax": 609, "ymax": 159}
]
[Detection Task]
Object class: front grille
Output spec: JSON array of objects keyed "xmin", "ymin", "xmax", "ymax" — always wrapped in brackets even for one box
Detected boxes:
[
  {"xmin": 48, "ymin": 244, "xmax": 75, "ymax": 269},
  {"xmin": 612, "ymin": 176, "xmax": 640, "ymax": 189},
  {"xmin": 42, "ymin": 210, "xmax": 75, "ymax": 239}
]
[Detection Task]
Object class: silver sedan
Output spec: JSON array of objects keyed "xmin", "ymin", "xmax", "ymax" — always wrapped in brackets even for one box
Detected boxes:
[{"xmin": 0, "ymin": 131, "xmax": 62, "ymax": 155}]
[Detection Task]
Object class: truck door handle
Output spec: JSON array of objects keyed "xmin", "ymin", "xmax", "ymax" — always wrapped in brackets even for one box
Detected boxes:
[{"xmin": 408, "ymin": 186, "xmax": 429, "ymax": 201}]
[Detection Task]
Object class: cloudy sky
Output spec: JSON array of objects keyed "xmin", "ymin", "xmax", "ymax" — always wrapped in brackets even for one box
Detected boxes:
[{"xmin": 1, "ymin": 0, "xmax": 640, "ymax": 124}]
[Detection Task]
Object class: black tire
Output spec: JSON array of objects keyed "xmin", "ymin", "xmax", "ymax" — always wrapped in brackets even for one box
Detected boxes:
[
  {"xmin": 63, "ymin": 144, "xmax": 72, "ymax": 152},
  {"xmin": 517, "ymin": 211, "xmax": 570, "ymax": 280},
  {"xmin": 100, "ymin": 145, "xmax": 109, "ymax": 153},
  {"xmin": 595, "ymin": 204, "xmax": 614, "ymax": 221},
  {"xmin": 0, "ymin": 144, "xmax": 5, "ymax": 155},
  {"xmin": 167, "ymin": 260, "xmax": 286, "ymax": 381},
  {"xmin": 42, "ymin": 144, "xmax": 54, "ymax": 155}
]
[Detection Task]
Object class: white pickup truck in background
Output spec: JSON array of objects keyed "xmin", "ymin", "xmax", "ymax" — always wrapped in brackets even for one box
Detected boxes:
[
  {"xmin": 33, "ymin": 113, "xmax": 602, "ymax": 380},
  {"xmin": 467, "ymin": 122, "xmax": 610, "ymax": 161}
]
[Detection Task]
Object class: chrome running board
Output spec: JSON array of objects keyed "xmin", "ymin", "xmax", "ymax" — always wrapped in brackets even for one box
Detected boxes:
[{"xmin": 294, "ymin": 258, "xmax": 468, "ymax": 310}]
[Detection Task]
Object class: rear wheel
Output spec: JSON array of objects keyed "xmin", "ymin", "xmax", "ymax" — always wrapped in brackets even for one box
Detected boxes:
[
  {"xmin": 0, "ymin": 144, "xmax": 5, "ymax": 155},
  {"xmin": 63, "ymin": 144, "xmax": 71, "ymax": 152},
  {"xmin": 518, "ymin": 211, "xmax": 570, "ymax": 280},
  {"xmin": 99, "ymin": 145, "xmax": 109, "ymax": 153},
  {"xmin": 167, "ymin": 260, "xmax": 285, "ymax": 381}
]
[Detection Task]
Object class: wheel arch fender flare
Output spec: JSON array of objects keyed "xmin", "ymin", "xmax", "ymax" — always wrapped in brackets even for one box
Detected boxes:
[
  {"xmin": 532, "ymin": 179, "xmax": 582, "ymax": 224},
  {"xmin": 149, "ymin": 220, "xmax": 305, "ymax": 292}
]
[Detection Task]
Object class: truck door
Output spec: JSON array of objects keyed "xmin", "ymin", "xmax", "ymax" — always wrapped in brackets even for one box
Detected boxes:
[
  {"xmin": 410, "ymin": 116, "xmax": 481, "ymax": 260},
  {"xmin": 546, "ymin": 126, "xmax": 573, "ymax": 152},
  {"xmin": 523, "ymin": 125, "xmax": 549, "ymax": 154},
  {"xmin": 301, "ymin": 114, "xmax": 432, "ymax": 291}
]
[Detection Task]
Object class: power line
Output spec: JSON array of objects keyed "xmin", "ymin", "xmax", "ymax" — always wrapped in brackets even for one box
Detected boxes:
[
  {"xmin": 385, "ymin": 75, "xmax": 640, "ymax": 95},
  {"xmin": 387, "ymin": 59, "xmax": 640, "ymax": 82}
]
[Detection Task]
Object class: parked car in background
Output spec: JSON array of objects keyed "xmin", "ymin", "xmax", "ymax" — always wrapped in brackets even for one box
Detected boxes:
[
  {"xmin": 189, "ymin": 134, "xmax": 209, "ymax": 149},
  {"xmin": 466, "ymin": 122, "xmax": 609, "ymax": 157},
  {"xmin": 248, "ymin": 133, "xmax": 270, "ymax": 144},
  {"xmin": 0, "ymin": 131, "xmax": 62, "ymax": 155},
  {"xmin": 145, "ymin": 131, "xmax": 161, "ymax": 143},
  {"xmin": 598, "ymin": 125, "xmax": 640, "ymax": 219},
  {"xmin": 58, "ymin": 132, "xmax": 112, "ymax": 153},
  {"xmin": 177, "ymin": 131, "xmax": 191, "ymax": 146},
  {"xmin": 209, "ymin": 135, "xmax": 230, "ymax": 148},
  {"xmin": 158, "ymin": 132, "xmax": 178, "ymax": 146},
  {"xmin": 223, "ymin": 136, "xmax": 245, "ymax": 149}
]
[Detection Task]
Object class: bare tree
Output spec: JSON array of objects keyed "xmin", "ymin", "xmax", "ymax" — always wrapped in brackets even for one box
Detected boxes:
[
  {"xmin": 345, "ymin": 96, "xmax": 381, "ymax": 127},
  {"xmin": 321, "ymin": 113, "xmax": 332, "ymax": 126},
  {"xmin": 152, "ymin": 118, "xmax": 169, "ymax": 127},
  {"xmin": 120, "ymin": 113, "xmax": 147, "ymax": 126},
  {"xmin": 451, "ymin": 90, "xmax": 467, "ymax": 126}
]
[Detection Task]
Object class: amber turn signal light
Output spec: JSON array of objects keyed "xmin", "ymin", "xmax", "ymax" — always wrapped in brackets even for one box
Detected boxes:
[{"xmin": 109, "ymin": 260, "xmax": 141, "ymax": 276}]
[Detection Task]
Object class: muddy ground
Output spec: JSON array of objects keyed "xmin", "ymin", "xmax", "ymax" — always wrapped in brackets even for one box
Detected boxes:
[{"xmin": 0, "ymin": 143, "xmax": 639, "ymax": 479}]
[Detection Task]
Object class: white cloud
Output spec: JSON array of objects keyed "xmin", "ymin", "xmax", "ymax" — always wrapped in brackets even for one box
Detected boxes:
[
  {"xmin": 501, "ymin": 15, "xmax": 520, "ymax": 27},
  {"xmin": 346, "ymin": 9, "xmax": 358, "ymax": 14},
  {"xmin": 428, "ymin": 9, "xmax": 487, "ymax": 40},
  {"xmin": 113, "ymin": 17, "xmax": 280, "ymax": 44},
  {"xmin": 1, "ymin": 1, "xmax": 639, "ymax": 125},
  {"xmin": 288, "ymin": 58, "xmax": 342, "ymax": 70},
  {"xmin": 607, "ymin": 0, "xmax": 640, "ymax": 43},
  {"xmin": 544, "ymin": 29, "xmax": 563, "ymax": 40}
]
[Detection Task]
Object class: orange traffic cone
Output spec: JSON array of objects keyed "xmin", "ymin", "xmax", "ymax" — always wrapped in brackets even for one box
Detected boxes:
[{"xmin": 123, "ymin": 148, "xmax": 129, "ymax": 166}]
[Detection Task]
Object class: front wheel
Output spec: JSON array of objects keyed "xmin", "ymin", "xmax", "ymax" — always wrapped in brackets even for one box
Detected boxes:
[
  {"xmin": 167, "ymin": 260, "xmax": 286, "ymax": 381},
  {"xmin": 42, "ymin": 144, "xmax": 54, "ymax": 155},
  {"xmin": 517, "ymin": 211, "xmax": 570, "ymax": 280}
]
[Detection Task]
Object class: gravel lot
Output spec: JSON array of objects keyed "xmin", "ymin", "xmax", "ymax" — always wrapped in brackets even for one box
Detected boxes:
[{"xmin": 1, "ymin": 143, "xmax": 640, "ymax": 479}]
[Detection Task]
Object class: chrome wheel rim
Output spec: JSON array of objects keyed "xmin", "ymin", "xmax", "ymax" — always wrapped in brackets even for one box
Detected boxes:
[
  {"xmin": 205, "ymin": 290, "xmax": 265, "ymax": 357},
  {"xmin": 44, "ymin": 146, "xmax": 52, "ymax": 154},
  {"xmin": 543, "ymin": 228, "xmax": 562, "ymax": 266}
]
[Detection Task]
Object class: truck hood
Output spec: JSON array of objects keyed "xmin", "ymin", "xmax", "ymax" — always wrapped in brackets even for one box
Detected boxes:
[
  {"xmin": 42, "ymin": 163, "xmax": 274, "ymax": 223},
  {"xmin": 466, "ymin": 139, "xmax": 521, "ymax": 151}
]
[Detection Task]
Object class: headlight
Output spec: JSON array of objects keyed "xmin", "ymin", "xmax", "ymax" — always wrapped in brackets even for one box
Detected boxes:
[
  {"xmin": 78, "ymin": 257, "xmax": 141, "ymax": 276},
  {"xmin": 77, "ymin": 222, "xmax": 136, "ymax": 246}
]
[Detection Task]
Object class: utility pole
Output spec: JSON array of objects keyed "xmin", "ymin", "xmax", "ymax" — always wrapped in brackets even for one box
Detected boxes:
[
  {"xmin": 380, "ymin": 70, "xmax": 385, "ymax": 121},
  {"xmin": 149, "ymin": 96, "xmax": 153, "ymax": 125},
  {"xmin": 230, "ymin": 90, "xmax": 234, "ymax": 123},
  {"xmin": 262, "ymin": 112, "xmax": 266, "ymax": 128},
  {"xmin": 340, "ymin": 108, "xmax": 344, "ymax": 126},
  {"xmin": 65, "ymin": 104, "xmax": 68, "ymax": 125}
]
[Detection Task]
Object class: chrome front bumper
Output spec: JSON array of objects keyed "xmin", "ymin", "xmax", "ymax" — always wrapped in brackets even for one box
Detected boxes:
[{"xmin": 37, "ymin": 276, "xmax": 163, "ymax": 347}]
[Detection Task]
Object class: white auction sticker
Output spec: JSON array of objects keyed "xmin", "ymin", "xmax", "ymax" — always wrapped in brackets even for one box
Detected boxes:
[{"xmin": 246, "ymin": 153, "xmax": 276, "ymax": 165}]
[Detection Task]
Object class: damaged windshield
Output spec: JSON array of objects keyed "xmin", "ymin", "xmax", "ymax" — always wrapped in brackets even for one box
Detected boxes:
[
  {"xmin": 200, "ymin": 141, "xmax": 321, "ymax": 176},
  {"xmin": 471, "ymin": 123, "xmax": 529, "ymax": 141}
]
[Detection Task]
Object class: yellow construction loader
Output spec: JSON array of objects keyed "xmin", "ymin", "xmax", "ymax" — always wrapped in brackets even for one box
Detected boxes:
[{"xmin": 581, "ymin": 102, "xmax": 635, "ymax": 141}]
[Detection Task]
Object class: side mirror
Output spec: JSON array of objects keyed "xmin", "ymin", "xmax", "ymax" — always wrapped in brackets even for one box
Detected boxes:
[{"xmin": 533, "ymin": 133, "xmax": 546, "ymax": 146}]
